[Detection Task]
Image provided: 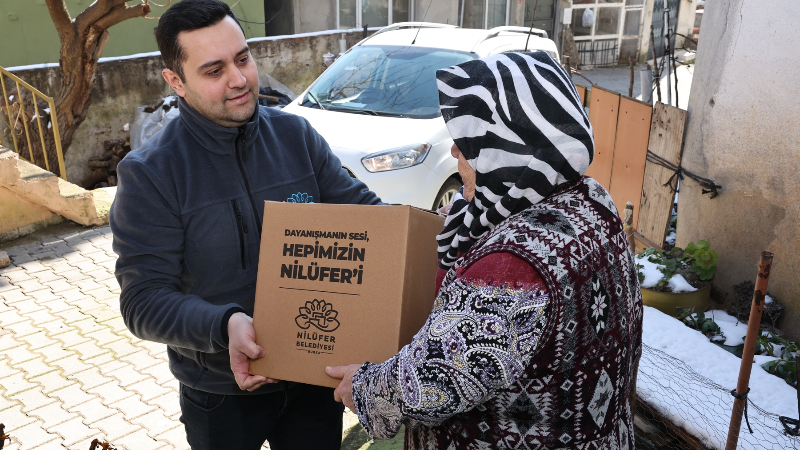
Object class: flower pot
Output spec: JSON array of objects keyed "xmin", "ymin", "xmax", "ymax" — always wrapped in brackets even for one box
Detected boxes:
[{"xmin": 641, "ymin": 282, "xmax": 713, "ymax": 317}]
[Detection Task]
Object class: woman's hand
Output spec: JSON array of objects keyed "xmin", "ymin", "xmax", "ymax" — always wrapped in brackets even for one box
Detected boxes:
[{"xmin": 326, "ymin": 364, "xmax": 363, "ymax": 411}]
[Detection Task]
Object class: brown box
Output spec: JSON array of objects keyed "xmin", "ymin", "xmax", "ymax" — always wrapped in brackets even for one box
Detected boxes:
[{"xmin": 251, "ymin": 202, "xmax": 444, "ymax": 388}]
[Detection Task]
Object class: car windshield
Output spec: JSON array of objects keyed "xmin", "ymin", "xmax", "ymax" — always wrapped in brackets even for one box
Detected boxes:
[{"xmin": 301, "ymin": 45, "xmax": 476, "ymax": 119}]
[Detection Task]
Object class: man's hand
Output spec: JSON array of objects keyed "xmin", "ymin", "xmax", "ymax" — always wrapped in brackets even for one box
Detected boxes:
[
  {"xmin": 228, "ymin": 312, "xmax": 279, "ymax": 391},
  {"xmin": 326, "ymin": 364, "xmax": 362, "ymax": 411}
]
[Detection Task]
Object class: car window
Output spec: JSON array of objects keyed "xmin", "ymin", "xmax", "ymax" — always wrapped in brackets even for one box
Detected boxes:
[{"xmin": 301, "ymin": 45, "xmax": 476, "ymax": 119}]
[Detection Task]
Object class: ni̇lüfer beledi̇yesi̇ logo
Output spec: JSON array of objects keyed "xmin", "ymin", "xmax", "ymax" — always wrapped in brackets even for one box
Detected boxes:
[
  {"xmin": 287, "ymin": 192, "xmax": 314, "ymax": 203},
  {"xmin": 295, "ymin": 299, "xmax": 340, "ymax": 332}
]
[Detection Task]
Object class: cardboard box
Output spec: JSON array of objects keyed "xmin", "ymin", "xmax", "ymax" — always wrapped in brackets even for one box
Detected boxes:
[{"xmin": 251, "ymin": 202, "xmax": 444, "ymax": 388}]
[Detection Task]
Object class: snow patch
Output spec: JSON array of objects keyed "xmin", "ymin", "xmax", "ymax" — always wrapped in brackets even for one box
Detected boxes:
[
  {"xmin": 665, "ymin": 230, "xmax": 676, "ymax": 245},
  {"xmin": 668, "ymin": 274, "xmax": 697, "ymax": 293},
  {"xmin": 765, "ymin": 294, "xmax": 773, "ymax": 304},
  {"xmin": 636, "ymin": 254, "xmax": 664, "ymax": 288}
]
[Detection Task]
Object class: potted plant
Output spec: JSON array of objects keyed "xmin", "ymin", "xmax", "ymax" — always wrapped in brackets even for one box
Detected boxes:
[{"xmin": 636, "ymin": 241, "xmax": 718, "ymax": 316}]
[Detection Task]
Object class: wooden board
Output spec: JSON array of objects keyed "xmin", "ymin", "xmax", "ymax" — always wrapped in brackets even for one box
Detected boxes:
[
  {"xmin": 608, "ymin": 96, "xmax": 652, "ymax": 230},
  {"xmin": 636, "ymin": 103, "xmax": 687, "ymax": 247},
  {"xmin": 584, "ymin": 86, "xmax": 620, "ymax": 191},
  {"xmin": 575, "ymin": 84, "xmax": 587, "ymax": 106}
]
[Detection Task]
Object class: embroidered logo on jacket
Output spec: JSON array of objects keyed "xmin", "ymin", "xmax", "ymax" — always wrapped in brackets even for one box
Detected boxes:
[{"xmin": 287, "ymin": 192, "xmax": 314, "ymax": 203}]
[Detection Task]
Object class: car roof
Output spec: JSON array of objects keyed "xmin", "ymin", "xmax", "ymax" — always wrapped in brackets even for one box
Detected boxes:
[{"xmin": 358, "ymin": 24, "xmax": 558, "ymax": 58}]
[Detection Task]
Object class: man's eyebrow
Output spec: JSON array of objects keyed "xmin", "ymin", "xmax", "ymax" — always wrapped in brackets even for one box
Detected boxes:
[{"xmin": 196, "ymin": 47, "xmax": 250, "ymax": 73}]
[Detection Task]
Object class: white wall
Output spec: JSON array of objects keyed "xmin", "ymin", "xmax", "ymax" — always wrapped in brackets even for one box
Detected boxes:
[{"xmin": 677, "ymin": 0, "xmax": 800, "ymax": 337}]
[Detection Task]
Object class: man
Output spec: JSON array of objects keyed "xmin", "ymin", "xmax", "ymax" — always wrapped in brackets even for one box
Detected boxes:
[{"xmin": 110, "ymin": 1, "xmax": 381, "ymax": 449}]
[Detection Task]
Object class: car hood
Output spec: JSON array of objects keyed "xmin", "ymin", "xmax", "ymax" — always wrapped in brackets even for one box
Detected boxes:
[{"xmin": 283, "ymin": 103, "xmax": 448, "ymax": 156}]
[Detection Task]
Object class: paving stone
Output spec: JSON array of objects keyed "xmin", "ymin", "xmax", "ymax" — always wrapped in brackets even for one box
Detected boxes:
[
  {"xmin": 68, "ymin": 368, "xmax": 112, "ymax": 390},
  {"xmin": 110, "ymin": 394, "xmax": 158, "ymax": 421},
  {"xmin": 50, "ymin": 354, "xmax": 92, "ymax": 377},
  {"xmin": 69, "ymin": 241, "xmax": 100, "ymax": 254},
  {"xmin": 31, "ymin": 371, "xmax": 77, "ymax": 394},
  {"xmin": 0, "ymin": 309, "xmax": 28, "ymax": 326},
  {"xmin": 20, "ymin": 308, "xmax": 59, "ymax": 326},
  {"xmin": 0, "ymin": 278, "xmax": 18, "ymax": 293},
  {"xmin": 69, "ymin": 296, "xmax": 105, "ymax": 312},
  {"xmin": 89, "ymin": 380, "xmax": 135, "ymax": 405},
  {"xmin": 42, "ymin": 243, "xmax": 74, "ymax": 258},
  {"xmin": 68, "ymin": 397, "xmax": 118, "ymax": 424},
  {"xmin": 100, "ymin": 260, "xmax": 118, "ymax": 272},
  {"xmin": 53, "ymin": 307, "xmax": 93, "ymax": 324},
  {"xmin": 9, "ymin": 386, "xmax": 57, "ymax": 412},
  {"xmin": 31, "ymin": 271, "xmax": 62, "ymax": 284},
  {"xmin": 59, "ymin": 287, "xmax": 89, "ymax": 303},
  {"xmin": 106, "ymin": 364, "xmax": 150, "ymax": 387},
  {"xmin": 10, "ymin": 253, "xmax": 36, "ymax": 265},
  {"xmin": 28, "ymin": 289, "xmax": 59, "ymax": 303},
  {"xmin": 116, "ymin": 427, "xmax": 165, "ymax": 450},
  {"xmin": 104, "ymin": 339, "xmax": 142, "ymax": 358},
  {"xmin": 69, "ymin": 339, "xmax": 112, "ymax": 361},
  {"xmin": 0, "ymin": 289, "xmax": 29, "ymax": 303},
  {"xmin": 38, "ymin": 297, "xmax": 74, "ymax": 313},
  {"xmin": 83, "ymin": 352, "xmax": 116, "ymax": 368},
  {"xmin": 19, "ymin": 260, "xmax": 48, "ymax": 274},
  {"xmin": 136, "ymin": 340, "xmax": 168, "ymax": 357},
  {"xmin": 16, "ymin": 279, "xmax": 48, "ymax": 294},
  {"xmin": 56, "ymin": 268, "xmax": 90, "ymax": 282},
  {"xmin": 1, "ymin": 270, "xmax": 33, "ymax": 283},
  {"xmin": 86, "ymin": 253, "xmax": 116, "ymax": 265},
  {"xmin": 11, "ymin": 298, "xmax": 44, "ymax": 315},
  {"xmin": 13, "ymin": 356, "xmax": 58, "ymax": 379},
  {"xmin": 154, "ymin": 424, "xmax": 190, "ymax": 450},
  {"xmin": 3, "ymin": 319, "xmax": 41, "ymax": 338},
  {"xmin": 103, "ymin": 316, "xmax": 127, "ymax": 333},
  {"xmin": 3, "ymin": 343, "xmax": 39, "ymax": 366},
  {"xmin": 100, "ymin": 278, "xmax": 121, "ymax": 290},
  {"xmin": 78, "ymin": 229, "xmax": 103, "ymax": 239},
  {"xmin": 96, "ymin": 359, "xmax": 127, "ymax": 375},
  {"xmin": 43, "ymin": 279, "xmax": 74, "ymax": 293},
  {"xmin": 0, "ymin": 393, "xmax": 20, "ymax": 412},
  {"xmin": 85, "ymin": 286, "xmax": 117, "ymax": 302},
  {"xmin": 86, "ymin": 328, "xmax": 124, "ymax": 347},
  {"xmin": 89, "ymin": 307, "xmax": 122, "ymax": 323},
  {"xmin": 49, "ymin": 383, "xmax": 96, "ymax": 409},
  {"xmin": 18, "ymin": 330, "xmax": 58, "ymax": 350},
  {"xmin": 36, "ymin": 342, "xmax": 78, "ymax": 363},
  {"xmin": 90, "ymin": 412, "xmax": 141, "ymax": 441},
  {"xmin": 46, "ymin": 259, "xmax": 74, "ymax": 272},
  {"xmin": 46, "ymin": 415, "xmax": 101, "ymax": 447},
  {"xmin": 71, "ymin": 318, "xmax": 106, "ymax": 335},
  {"xmin": 0, "ymin": 372, "xmax": 38, "ymax": 396},
  {"xmin": 74, "ymin": 278, "xmax": 105, "ymax": 293},
  {"xmin": 7, "ymin": 420, "xmax": 60, "ymax": 448},
  {"xmin": 142, "ymin": 363, "xmax": 175, "ymax": 386},
  {"xmin": 130, "ymin": 409, "xmax": 176, "ymax": 437},
  {"xmin": 52, "ymin": 329, "xmax": 91, "ymax": 348},
  {"xmin": 145, "ymin": 392, "xmax": 182, "ymax": 417},
  {"xmin": 121, "ymin": 350, "xmax": 162, "ymax": 371},
  {"xmin": 74, "ymin": 259, "xmax": 105, "ymax": 273},
  {"xmin": 28, "ymin": 402, "xmax": 78, "ymax": 428},
  {"xmin": 0, "ymin": 404, "xmax": 37, "ymax": 430}
]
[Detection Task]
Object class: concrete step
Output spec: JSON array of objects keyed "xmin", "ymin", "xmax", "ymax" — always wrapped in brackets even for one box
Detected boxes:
[{"xmin": 0, "ymin": 145, "xmax": 109, "ymax": 226}]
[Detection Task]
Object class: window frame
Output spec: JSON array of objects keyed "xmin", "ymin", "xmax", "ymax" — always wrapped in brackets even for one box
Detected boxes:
[
  {"xmin": 571, "ymin": 1, "xmax": 645, "ymax": 64},
  {"xmin": 458, "ymin": 0, "xmax": 511, "ymax": 29},
  {"xmin": 337, "ymin": 0, "xmax": 416, "ymax": 29}
]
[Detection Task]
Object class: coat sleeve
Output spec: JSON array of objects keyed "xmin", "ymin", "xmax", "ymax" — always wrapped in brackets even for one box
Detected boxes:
[
  {"xmin": 110, "ymin": 157, "xmax": 241, "ymax": 353},
  {"xmin": 302, "ymin": 118, "xmax": 384, "ymax": 206},
  {"xmin": 350, "ymin": 254, "xmax": 550, "ymax": 440}
]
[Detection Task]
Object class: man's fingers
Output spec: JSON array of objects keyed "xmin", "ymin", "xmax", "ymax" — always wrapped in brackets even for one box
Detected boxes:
[
  {"xmin": 333, "ymin": 387, "xmax": 342, "ymax": 403},
  {"xmin": 326, "ymin": 365, "xmax": 346, "ymax": 379}
]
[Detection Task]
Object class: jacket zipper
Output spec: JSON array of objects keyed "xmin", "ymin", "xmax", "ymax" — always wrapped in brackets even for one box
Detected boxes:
[
  {"xmin": 235, "ymin": 129, "xmax": 262, "ymax": 236},
  {"xmin": 231, "ymin": 200, "xmax": 248, "ymax": 269}
]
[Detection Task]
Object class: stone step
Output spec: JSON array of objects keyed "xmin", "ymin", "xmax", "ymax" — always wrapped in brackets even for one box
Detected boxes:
[{"xmin": 0, "ymin": 145, "xmax": 109, "ymax": 227}]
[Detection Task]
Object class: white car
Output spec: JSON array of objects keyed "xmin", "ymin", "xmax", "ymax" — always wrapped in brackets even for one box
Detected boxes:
[{"xmin": 283, "ymin": 23, "xmax": 559, "ymax": 210}]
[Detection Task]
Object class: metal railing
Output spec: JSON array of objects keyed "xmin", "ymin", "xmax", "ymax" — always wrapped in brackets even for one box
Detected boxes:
[
  {"xmin": 576, "ymin": 40, "xmax": 619, "ymax": 68},
  {"xmin": 0, "ymin": 66, "xmax": 66, "ymax": 179}
]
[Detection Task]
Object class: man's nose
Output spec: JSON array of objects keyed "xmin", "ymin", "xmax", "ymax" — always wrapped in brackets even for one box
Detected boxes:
[{"xmin": 228, "ymin": 66, "xmax": 247, "ymax": 89}]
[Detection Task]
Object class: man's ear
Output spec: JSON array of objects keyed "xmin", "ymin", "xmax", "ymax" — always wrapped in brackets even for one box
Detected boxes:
[{"xmin": 162, "ymin": 68, "xmax": 187, "ymax": 98}]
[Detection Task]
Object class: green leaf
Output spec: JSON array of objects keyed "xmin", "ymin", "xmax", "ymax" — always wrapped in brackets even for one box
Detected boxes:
[
  {"xmin": 697, "ymin": 240, "xmax": 710, "ymax": 251},
  {"xmin": 684, "ymin": 242, "xmax": 698, "ymax": 255}
]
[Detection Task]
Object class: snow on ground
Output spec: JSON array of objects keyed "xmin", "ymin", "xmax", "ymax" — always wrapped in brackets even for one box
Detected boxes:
[
  {"xmin": 638, "ymin": 306, "xmax": 798, "ymax": 450},
  {"xmin": 637, "ymin": 255, "xmax": 665, "ymax": 288}
]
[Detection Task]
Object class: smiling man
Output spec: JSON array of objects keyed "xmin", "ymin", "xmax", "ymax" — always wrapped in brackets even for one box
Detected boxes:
[{"xmin": 109, "ymin": 1, "xmax": 381, "ymax": 449}]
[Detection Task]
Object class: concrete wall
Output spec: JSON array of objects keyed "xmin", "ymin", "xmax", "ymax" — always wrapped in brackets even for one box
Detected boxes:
[
  {"xmin": 294, "ymin": 0, "xmax": 337, "ymax": 33},
  {"xmin": 6, "ymin": 29, "xmax": 369, "ymax": 186},
  {"xmin": 0, "ymin": 186, "xmax": 64, "ymax": 243},
  {"xmin": 415, "ymin": 0, "xmax": 460, "ymax": 25},
  {"xmin": 0, "ymin": 0, "xmax": 265, "ymax": 68},
  {"xmin": 677, "ymin": 0, "xmax": 800, "ymax": 338}
]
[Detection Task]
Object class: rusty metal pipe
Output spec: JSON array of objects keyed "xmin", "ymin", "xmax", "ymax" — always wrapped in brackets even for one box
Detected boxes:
[{"xmin": 725, "ymin": 251, "xmax": 774, "ymax": 450}]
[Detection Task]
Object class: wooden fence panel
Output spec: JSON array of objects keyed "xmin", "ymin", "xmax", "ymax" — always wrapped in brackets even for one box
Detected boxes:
[
  {"xmin": 584, "ymin": 86, "xmax": 620, "ymax": 190},
  {"xmin": 637, "ymin": 103, "xmax": 688, "ymax": 247},
  {"xmin": 575, "ymin": 84, "xmax": 587, "ymax": 106},
  {"xmin": 609, "ymin": 97, "xmax": 652, "ymax": 230}
]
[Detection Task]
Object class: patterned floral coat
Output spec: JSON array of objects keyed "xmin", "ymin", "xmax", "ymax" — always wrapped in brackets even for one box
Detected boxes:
[{"xmin": 351, "ymin": 177, "xmax": 643, "ymax": 449}]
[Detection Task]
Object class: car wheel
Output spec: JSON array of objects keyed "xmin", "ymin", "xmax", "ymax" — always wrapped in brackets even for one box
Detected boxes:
[{"xmin": 432, "ymin": 178, "xmax": 463, "ymax": 211}]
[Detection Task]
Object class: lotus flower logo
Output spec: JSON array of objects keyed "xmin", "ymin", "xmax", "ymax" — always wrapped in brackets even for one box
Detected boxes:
[
  {"xmin": 295, "ymin": 299, "xmax": 340, "ymax": 332},
  {"xmin": 287, "ymin": 192, "xmax": 314, "ymax": 203}
]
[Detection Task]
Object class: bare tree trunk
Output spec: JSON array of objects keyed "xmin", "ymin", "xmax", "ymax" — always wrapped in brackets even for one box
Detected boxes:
[{"xmin": 38, "ymin": 0, "xmax": 152, "ymax": 168}]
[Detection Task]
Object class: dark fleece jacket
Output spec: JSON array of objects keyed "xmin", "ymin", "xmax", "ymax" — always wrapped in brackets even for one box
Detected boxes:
[{"xmin": 110, "ymin": 98, "xmax": 381, "ymax": 395}]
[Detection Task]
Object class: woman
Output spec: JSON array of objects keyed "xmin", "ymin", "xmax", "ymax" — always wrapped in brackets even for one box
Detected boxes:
[{"xmin": 327, "ymin": 51, "xmax": 642, "ymax": 449}]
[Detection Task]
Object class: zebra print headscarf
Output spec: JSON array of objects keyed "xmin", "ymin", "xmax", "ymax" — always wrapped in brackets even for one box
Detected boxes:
[{"xmin": 436, "ymin": 51, "xmax": 594, "ymax": 269}]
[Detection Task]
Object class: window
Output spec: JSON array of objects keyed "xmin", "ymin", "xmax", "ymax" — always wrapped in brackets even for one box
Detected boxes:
[
  {"xmin": 459, "ymin": 0, "xmax": 509, "ymax": 29},
  {"xmin": 570, "ymin": 0, "xmax": 644, "ymax": 66},
  {"xmin": 338, "ymin": 0, "xmax": 413, "ymax": 29}
]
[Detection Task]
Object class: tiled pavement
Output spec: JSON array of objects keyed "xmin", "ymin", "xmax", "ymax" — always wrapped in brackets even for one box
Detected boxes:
[
  {"xmin": 0, "ymin": 226, "xmax": 189, "ymax": 450},
  {"xmin": 0, "ymin": 226, "xmax": 366, "ymax": 450}
]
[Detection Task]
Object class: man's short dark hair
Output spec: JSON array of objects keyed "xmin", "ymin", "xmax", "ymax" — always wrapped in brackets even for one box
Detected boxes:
[{"xmin": 155, "ymin": 0, "xmax": 242, "ymax": 81}]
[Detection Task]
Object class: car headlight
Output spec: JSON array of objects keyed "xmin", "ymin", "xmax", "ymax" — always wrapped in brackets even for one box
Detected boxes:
[{"xmin": 361, "ymin": 144, "xmax": 431, "ymax": 173}]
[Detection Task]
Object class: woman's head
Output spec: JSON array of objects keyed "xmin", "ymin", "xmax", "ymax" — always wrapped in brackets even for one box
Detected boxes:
[{"xmin": 435, "ymin": 52, "xmax": 594, "ymax": 268}]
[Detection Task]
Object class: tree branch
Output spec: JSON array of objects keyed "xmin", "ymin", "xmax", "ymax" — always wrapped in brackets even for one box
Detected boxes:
[
  {"xmin": 75, "ymin": 0, "xmax": 129, "ymax": 35},
  {"xmin": 94, "ymin": 3, "xmax": 152, "ymax": 31},
  {"xmin": 44, "ymin": 0, "xmax": 74, "ymax": 42}
]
